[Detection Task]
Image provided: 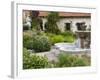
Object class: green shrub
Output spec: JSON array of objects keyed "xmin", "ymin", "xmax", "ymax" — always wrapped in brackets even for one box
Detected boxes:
[
  {"xmin": 23, "ymin": 48, "xmax": 50, "ymax": 69},
  {"xmin": 23, "ymin": 48, "xmax": 32, "ymax": 69},
  {"xmin": 72, "ymin": 58, "xmax": 87, "ymax": 66},
  {"xmin": 57, "ymin": 53, "xmax": 73, "ymax": 67},
  {"xmin": 45, "ymin": 33, "xmax": 65, "ymax": 45},
  {"xmin": 45, "ymin": 33, "xmax": 55, "ymax": 37},
  {"xmin": 45, "ymin": 32, "xmax": 75, "ymax": 45},
  {"xmin": 50, "ymin": 35, "xmax": 65, "ymax": 45},
  {"xmin": 30, "ymin": 55, "xmax": 51, "ymax": 69},
  {"xmin": 32, "ymin": 35, "xmax": 51, "ymax": 52},
  {"xmin": 61, "ymin": 31, "xmax": 74, "ymax": 36},
  {"xmin": 23, "ymin": 31, "xmax": 51, "ymax": 52},
  {"xmin": 64, "ymin": 36, "xmax": 75, "ymax": 43},
  {"xmin": 23, "ymin": 32, "xmax": 33, "ymax": 49},
  {"xmin": 57, "ymin": 53, "xmax": 89, "ymax": 67},
  {"xmin": 23, "ymin": 48, "xmax": 89, "ymax": 69},
  {"xmin": 23, "ymin": 48, "xmax": 51, "ymax": 69},
  {"xmin": 61, "ymin": 32, "xmax": 75, "ymax": 43}
]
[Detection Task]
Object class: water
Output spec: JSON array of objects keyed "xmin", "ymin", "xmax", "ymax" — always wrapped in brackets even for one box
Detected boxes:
[{"xmin": 75, "ymin": 38, "xmax": 81, "ymax": 48}]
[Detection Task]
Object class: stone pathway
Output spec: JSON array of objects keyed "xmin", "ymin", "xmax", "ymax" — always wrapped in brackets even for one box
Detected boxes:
[
  {"xmin": 30, "ymin": 48, "xmax": 91, "ymax": 62},
  {"xmin": 30, "ymin": 49, "xmax": 60, "ymax": 62}
]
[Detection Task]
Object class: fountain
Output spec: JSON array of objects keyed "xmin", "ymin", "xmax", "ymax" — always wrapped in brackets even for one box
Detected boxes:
[
  {"xmin": 54, "ymin": 30, "xmax": 91, "ymax": 54},
  {"xmin": 75, "ymin": 31, "xmax": 91, "ymax": 49}
]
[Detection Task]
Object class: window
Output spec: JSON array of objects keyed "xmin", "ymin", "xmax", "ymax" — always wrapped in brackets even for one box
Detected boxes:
[
  {"xmin": 65, "ymin": 23, "xmax": 71, "ymax": 31},
  {"xmin": 76, "ymin": 22, "xmax": 87, "ymax": 31}
]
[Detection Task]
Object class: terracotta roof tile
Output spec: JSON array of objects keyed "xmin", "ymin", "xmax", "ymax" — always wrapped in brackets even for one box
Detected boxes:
[
  {"xmin": 38, "ymin": 11, "xmax": 91, "ymax": 17},
  {"xmin": 23, "ymin": 10, "xmax": 91, "ymax": 17}
]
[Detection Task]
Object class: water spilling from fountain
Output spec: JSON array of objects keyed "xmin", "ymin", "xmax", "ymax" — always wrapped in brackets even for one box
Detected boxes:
[{"xmin": 54, "ymin": 30, "xmax": 91, "ymax": 54}]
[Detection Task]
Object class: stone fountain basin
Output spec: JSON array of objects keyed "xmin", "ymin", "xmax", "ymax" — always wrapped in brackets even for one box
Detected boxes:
[
  {"xmin": 54, "ymin": 42, "xmax": 75, "ymax": 49},
  {"xmin": 54, "ymin": 43, "xmax": 90, "ymax": 54}
]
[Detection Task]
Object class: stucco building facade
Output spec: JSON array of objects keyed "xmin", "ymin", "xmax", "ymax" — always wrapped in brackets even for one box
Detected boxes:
[{"xmin": 23, "ymin": 10, "xmax": 91, "ymax": 32}]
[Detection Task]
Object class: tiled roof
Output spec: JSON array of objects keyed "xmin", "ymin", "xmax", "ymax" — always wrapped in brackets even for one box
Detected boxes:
[
  {"xmin": 23, "ymin": 10, "xmax": 91, "ymax": 17},
  {"xmin": 38, "ymin": 11, "xmax": 91, "ymax": 17}
]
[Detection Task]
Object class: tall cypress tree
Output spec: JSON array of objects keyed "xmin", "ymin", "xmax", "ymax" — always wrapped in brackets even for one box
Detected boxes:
[{"xmin": 45, "ymin": 12, "xmax": 60, "ymax": 34}]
